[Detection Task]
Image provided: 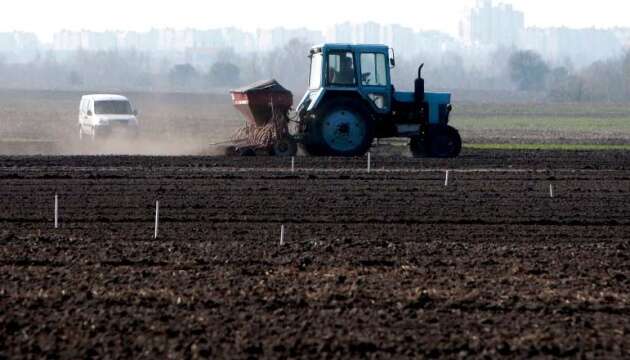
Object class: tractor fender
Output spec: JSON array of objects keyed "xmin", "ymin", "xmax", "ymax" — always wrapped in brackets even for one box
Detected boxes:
[
  {"xmin": 309, "ymin": 90, "xmax": 373, "ymax": 115},
  {"xmin": 305, "ymin": 88, "xmax": 326, "ymax": 112}
]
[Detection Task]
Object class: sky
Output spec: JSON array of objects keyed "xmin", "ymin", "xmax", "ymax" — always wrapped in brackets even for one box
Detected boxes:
[{"xmin": 1, "ymin": 0, "xmax": 629, "ymax": 42}]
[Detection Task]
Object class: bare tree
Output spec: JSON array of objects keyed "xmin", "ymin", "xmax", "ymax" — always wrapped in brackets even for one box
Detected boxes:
[
  {"xmin": 509, "ymin": 50, "xmax": 550, "ymax": 91},
  {"xmin": 169, "ymin": 64, "xmax": 199, "ymax": 89},
  {"xmin": 208, "ymin": 62, "xmax": 240, "ymax": 87}
]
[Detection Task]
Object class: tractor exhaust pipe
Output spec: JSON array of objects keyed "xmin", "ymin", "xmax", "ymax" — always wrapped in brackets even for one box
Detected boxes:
[{"xmin": 414, "ymin": 63, "xmax": 425, "ymax": 104}]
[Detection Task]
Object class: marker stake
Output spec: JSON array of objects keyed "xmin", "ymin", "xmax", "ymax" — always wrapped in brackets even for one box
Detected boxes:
[
  {"xmin": 280, "ymin": 224, "xmax": 285, "ymax": 246},
  {"xmin": 154, "ymin": 201, "xmax": 160, "ymax": 239},
  {"xmin": 54, "ymin": 194, "xmax": 58, "ymax": 229}
]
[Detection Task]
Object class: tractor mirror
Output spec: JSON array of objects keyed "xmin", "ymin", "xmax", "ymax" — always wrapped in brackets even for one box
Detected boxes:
[{"xmin": 389, "ymin": 48, "xmax": 396, "ymax": 68}]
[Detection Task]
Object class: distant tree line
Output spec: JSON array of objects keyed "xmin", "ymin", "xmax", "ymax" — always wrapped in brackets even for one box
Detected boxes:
[
  {"xmin": 390, "ymin": 48, "xmax": 630, "ymax": 103},
  {"xmin": 507, "ymin": 50, "xmax": 630, "ymax": 102},
  {"xmin": 0, "ymin": 39, "xmax": 629, "ymax": 103}
]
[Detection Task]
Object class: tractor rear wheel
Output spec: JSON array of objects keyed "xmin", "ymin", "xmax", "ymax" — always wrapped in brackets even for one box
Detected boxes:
[
  {"xmin": 427, "ymin": 126, "xmax": 462, "ymax": 158},
  {"xmin": 305, "ymin": 99, "xmax": 374, "ymax": 157},
  {"xmin": 409, "ymin": 136, "xmax": 427, "ymax": 158}
]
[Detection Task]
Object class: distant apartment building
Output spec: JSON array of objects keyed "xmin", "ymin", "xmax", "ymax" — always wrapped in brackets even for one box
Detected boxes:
[
  {"xmin": 612, "ymin": 28, "xmax": 630, "ymax": 50},
  {"xmin": 325, "ymin": 23, "xmax": 353, "ymax": 44},
  {"xmin": 460, "ymin": 0, "xmax": 524, "ymax": 47},
  {"xmin": 46, "ymin": 25, "xmax": 458, "ymax": 59},
  {"xmin": 326, "ymin": 22, "xmax": 386, "ymax": 44},
  {"xmin": 381, "ymin": 24, "xmax": 416, "ymax": 53},
  {"xmin": 0, "ymin": 32, "xmax": 40, "ymax": 62},
  {"xmin": 352, "ymin": 22, "xmax": 381, "ymax": 44},
  {"xmin": 6, "ymin": 17, "xmax": 626, "ymax": 69},
  {"xmin": 325, "ymin": 23, "xmax": 457, "ymax": 57},
  {"xmin": 53, "ymin": 30, "xmax": 120, "ymax": 51},
  {"xmin": 0, "ymin": 32, "xmax": 39, "ymax": 51},
  {"xmin": 256, "ymin": 28, "xmax": 323, "ymax": 51}
]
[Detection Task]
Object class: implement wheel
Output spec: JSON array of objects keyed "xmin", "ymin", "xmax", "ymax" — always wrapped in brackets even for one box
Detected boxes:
[
  {"xmin": 224, "ymin": 146, "xmax": 238, "ymax": 156},
  {"xmin": 240, "ymin": 148, "xmax": 256, "ymax": 157},
  {"xmin": 269, "ymin": 137, "xmax": 298, "ymax": 157}
]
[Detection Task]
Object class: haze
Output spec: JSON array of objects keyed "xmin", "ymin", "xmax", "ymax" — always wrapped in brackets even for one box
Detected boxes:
[{"xmin": 2, "ymin": 0, "xmax": 629, "ymax": 42}]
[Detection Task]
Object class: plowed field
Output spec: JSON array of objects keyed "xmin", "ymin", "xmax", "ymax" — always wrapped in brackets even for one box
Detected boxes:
[{"xmin": 1, "ymin": 150, "xmax": 629, "ymax": 358}]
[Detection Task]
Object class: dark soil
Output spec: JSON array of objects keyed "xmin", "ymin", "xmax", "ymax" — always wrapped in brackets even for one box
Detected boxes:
[{"xmin": 1, "ymin": 150, "xmax": 629, "ymax": 359}]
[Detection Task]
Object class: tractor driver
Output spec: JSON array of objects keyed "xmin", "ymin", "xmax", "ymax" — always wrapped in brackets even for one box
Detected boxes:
[{"xmin": 331, "ymin": 53, "xmax": 355, "ymax": 85}]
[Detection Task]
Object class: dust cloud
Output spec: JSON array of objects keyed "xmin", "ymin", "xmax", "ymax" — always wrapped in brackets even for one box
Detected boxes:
[{"xmin": 70, "ymin": 136, "xmax": 210, "ymax": 156}]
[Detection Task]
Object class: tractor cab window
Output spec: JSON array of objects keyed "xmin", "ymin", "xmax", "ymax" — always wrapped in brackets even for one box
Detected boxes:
[
  {"xmin": 328, "ymin": 52, "xmax": 356, "ymax": 86},
  {"xmin": 360, "ymin": 53, "xmax": 388, "ymax": 86},
  {"xmin": 309, "ymin": 52, "xmax": 323, "ymax": 89}
]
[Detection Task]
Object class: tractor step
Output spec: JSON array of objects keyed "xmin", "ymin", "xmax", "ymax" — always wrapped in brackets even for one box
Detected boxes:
[{"xmin": 396, "ymin": 124, "xmax": 421, "ymax": 137}]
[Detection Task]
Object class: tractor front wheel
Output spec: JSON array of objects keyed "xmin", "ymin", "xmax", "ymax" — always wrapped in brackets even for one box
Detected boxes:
[{"xmin": 427, "ymin": 126, "xmax": 462, "ymax": 158}]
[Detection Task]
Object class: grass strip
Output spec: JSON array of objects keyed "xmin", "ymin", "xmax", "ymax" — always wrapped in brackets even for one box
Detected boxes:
[{"xmin": 465, "ymin": 143, "xmax": 630, "ymax": 151}]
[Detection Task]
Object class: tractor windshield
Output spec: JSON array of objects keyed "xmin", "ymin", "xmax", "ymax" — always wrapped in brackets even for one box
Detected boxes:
[{"xmin": 309, "ymin": 53, "xmax": 323, "ymax": 89}]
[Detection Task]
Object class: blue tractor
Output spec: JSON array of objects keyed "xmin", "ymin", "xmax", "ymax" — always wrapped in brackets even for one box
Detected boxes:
[{"xmin": 296, "ymin": 43, "xmax": 461, "ymax": 158}]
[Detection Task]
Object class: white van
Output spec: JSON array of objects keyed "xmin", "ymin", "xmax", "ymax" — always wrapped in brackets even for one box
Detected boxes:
[{"xmin": 78, "ymin": 94, "xmax": 139, "ymax": 140}]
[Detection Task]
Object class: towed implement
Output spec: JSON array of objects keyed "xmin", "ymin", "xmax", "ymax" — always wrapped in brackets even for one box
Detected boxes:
[
  {"xmin": 228, "ymin": 80, "xmax": 297, "ymax": 156},
  {"xmin": 229, "ymin": 43, "xmax": 462, "ymax": 158}
]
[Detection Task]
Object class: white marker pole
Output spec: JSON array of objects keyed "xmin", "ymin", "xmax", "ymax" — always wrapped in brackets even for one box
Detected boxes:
[
  {"xmin": 154, "ymin": 201, "xmax": 160, "ymax": 239},
  {"xmin": 280, "ymin": 224, "xmax": 285, "ymax": 246},
  {"xmin": 549, "ymin": 184, "xmax": 554, "ymax": 198},
  {"xmin": 291, "ymin": 157, "xmax": 295, "ymax": 173},
  {"xmin": 444, "ymin": 170, "xmax": 450, "ymax": 187},
  {"xmin": 367, "ymin": 152, "xmax": 371, "ymax": 173},
  {"xmin": 54, "ymin": 194, "xmax": 58, "ymax": 229}
]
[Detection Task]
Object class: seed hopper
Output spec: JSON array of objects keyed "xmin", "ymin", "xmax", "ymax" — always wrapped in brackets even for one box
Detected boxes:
[{"xmin": 228, "ymin": 80, "xmax": 298, "ymax": 156}]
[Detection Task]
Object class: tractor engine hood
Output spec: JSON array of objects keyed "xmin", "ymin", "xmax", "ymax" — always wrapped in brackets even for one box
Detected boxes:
[{"xmin": 394, "ymin": 91, "xmax": 452, "ymax": 125}]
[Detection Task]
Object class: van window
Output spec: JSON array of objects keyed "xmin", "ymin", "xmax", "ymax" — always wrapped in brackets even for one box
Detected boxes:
[{"xmin": 94, "ymin": 101, "xmax": 133, "ymax": 115}]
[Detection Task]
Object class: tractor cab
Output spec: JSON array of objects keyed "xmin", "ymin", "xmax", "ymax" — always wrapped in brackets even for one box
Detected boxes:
[
  {"xmin": 297, "ymin": 43, "xmax": 462, "ymax": 158},
  {"xmin": 298, "ymin": 44, "xmax": 393, "ymax": 117}
]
